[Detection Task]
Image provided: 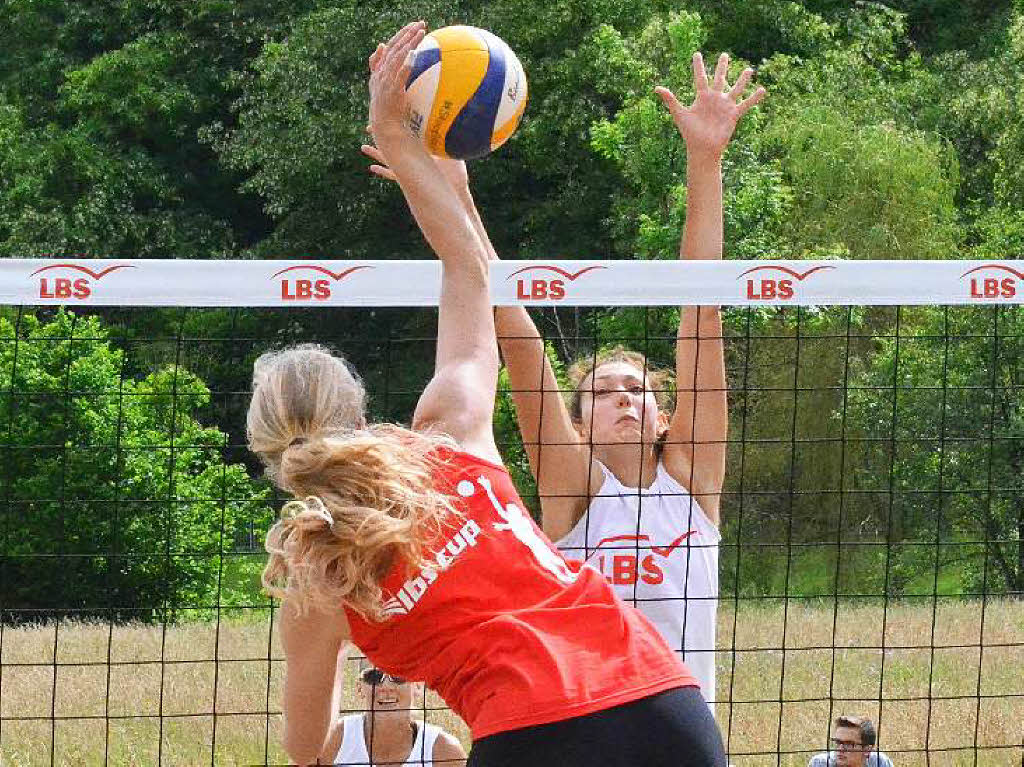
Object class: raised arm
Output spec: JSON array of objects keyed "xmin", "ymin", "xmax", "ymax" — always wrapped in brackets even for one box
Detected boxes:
[
  {"xmin": 658, "ymin": 53, "xmax": 764, "ymax": 525},
  {"xmin": 462, "ymin": 190, "xmax": 600, "ymax": 540},
  {"xmin": 368, "ymin": 23, "xmax": 500, "ymax": 461},
  {"xmin": 362, "ymin": 136, "xmax": 598, "ymax": 542}
]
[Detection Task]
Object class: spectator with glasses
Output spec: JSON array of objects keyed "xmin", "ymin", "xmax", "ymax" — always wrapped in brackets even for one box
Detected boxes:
[
  {"xmin": 809, "ymin": 715, "xmax": 894, "ymax": 767},
  {"xmin": 318, "ymin": 665, "xmax": 467, "ymax": 766}
]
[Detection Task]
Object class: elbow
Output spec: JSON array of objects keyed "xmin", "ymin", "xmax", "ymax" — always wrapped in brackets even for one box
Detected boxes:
[
  {"xmin": 448, "ymin": 253, "xmax": 490, "ymax": 285},
  {"xmin": 284, "ymin": 726, "xmax": 325, "ymax": 766},
  {"xmin": 285, "ymin": 744, "xmax": 320, "ymax": 767},
  {"xmin": 464, "ymin": 343, "xmax": 499, "ymax": 380}
]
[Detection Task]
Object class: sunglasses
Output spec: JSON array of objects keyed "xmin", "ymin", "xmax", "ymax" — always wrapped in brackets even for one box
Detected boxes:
[
  {"xmin": 361, "ymin": 668, "xmax": 408, "ymax": 686},
  {"xmin": 831, "ymin": 738, "xmax": 864, "ymax": 751}
]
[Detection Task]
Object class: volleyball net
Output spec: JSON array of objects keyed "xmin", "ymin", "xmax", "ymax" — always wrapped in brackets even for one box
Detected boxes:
[{"xmin": 0, "ymin": 259, "xmax": 1021, "ymax": 766}]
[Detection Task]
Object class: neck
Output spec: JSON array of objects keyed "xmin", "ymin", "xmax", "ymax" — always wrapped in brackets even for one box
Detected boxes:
[
  {"xmin": 594, "ymin": 443, "xmax": 659, "ymax": 488},
  {"xmin": 362, "ymin": 714, "xmax": 414, "ymax": 756}
]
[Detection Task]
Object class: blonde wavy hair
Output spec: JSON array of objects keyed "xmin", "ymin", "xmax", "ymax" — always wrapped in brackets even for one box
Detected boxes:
[{"xmin": 247, "ymin": 345, "xmax": 457, "ymax": 621}]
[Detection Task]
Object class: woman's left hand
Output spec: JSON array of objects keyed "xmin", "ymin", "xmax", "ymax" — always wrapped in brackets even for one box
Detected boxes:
[
  {"xmin": 368, "ymin": 21, "xmax": 427, "ymax": 145},
  {"xmin": 655, "ymin": 52, "xmax": 765, "ymax": 160}
]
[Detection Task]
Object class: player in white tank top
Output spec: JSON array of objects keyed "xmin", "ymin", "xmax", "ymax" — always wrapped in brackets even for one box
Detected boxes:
[
  {"xmin": 318, "ymin": 666, "xmax": 467, "ymax": 766},
  {"xmin": 336, "ymin": 713, "xmax": 443, "ymax": 766},
  {"xmin": 557, "ymin": 461, "xmax": 720, "ymax": 711},
  {"xmin": 483, "ymin": 53, "xmax": 762, "ymax": 716}
]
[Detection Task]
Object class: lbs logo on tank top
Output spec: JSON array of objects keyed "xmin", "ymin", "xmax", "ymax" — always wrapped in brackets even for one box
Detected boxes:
[
  {"xmin": 591, "ymin": 529, "xmax": 698, "ymax": 586},
  {"xmin": 382, "ymin": 474, "xmax": 575, "ymax": 618}
]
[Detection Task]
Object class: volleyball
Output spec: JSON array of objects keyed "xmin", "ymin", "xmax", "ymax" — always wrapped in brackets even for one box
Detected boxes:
[{"xmin": 405, "ymin": 26, "xmax": 528, "ymax": 160}]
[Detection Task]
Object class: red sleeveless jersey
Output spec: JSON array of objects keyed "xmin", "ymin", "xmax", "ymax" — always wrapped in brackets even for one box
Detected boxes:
[{"xmin": 344, "ymin": 449, "xmax": 696, "ymax": 740}]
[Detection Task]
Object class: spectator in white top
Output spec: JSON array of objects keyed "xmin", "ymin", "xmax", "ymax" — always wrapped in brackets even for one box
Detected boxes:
[
  {"xmin": 808, "ymin": 715, "xmax": 894, "ymax": 767},
  {"xmin": 318, "ymin": 665, "xmax": 466, "ymax": 766}
]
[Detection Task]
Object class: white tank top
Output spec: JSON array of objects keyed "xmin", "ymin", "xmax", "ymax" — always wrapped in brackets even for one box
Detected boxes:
[
  {"xmin": 335, "ymin": 714, "xmax": 441, "ymax": 767},
  {"xmin": 556, "ymin": 460, "xmax": 720, "ymax": 711}
]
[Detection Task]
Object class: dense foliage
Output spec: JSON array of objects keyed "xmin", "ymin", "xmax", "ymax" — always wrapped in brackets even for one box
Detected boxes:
[
  {"xmin": 0, "ymin": 310, "xmax": 270, "ymax": 620},
  {"xmin": 1, "ymin": 0, "xmax": 1021, "ymax": 609}
]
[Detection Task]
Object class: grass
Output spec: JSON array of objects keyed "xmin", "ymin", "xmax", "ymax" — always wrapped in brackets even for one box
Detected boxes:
[{"xmin": 0, "ymin": 599, "xmax": 1020, "ymax": 766}]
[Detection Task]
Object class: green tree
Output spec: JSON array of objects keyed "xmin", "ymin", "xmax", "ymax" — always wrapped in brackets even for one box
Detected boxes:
[
  {"xmin": 0, "ymin": 309, "xmax": 271, "ymax": 621},
  {"xmin": 763, "ymin": 107, "xmax": 959, "ymax": 260},
  {"xmin": 0, "ymin": 0, "xmax": 278, "ymax": 259}
]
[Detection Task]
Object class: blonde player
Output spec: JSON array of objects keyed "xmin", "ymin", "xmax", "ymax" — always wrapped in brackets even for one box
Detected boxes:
[{"xmin": 251, "ymin": 22, "xmax": 724, "ymax": 767}]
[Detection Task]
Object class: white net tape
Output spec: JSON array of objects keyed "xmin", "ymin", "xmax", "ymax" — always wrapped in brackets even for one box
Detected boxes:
[{"xmin": 2, "ymin": 259, "xmax": 1022, "ymax": 306}]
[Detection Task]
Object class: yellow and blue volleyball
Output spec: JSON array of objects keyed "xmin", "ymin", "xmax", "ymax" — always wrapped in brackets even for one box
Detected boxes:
[{"xmin": 405, "ymin": 26, "xmax": 528, "ymax": 160}]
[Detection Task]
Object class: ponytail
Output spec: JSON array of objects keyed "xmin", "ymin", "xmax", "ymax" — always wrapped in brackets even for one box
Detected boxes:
[{"xmin": 261, "ymin": 426, "xmax": 458, "ymax": 621}]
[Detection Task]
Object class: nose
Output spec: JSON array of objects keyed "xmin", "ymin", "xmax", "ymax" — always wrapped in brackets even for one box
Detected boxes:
[{"xmin": 616, "ymin": 390, "xmax": 630, "ymax": 406}]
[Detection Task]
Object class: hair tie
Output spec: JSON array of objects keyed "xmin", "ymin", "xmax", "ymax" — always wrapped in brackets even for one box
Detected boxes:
[{"xmin": 310, "ymin": 506, "xmax": 335, "ymax": 529}]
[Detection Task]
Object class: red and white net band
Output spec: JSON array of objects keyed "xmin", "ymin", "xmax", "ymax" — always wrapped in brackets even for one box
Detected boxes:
[{"xmin": 1, "ymin": 259, "xmax": 1022, "ymax": 306}]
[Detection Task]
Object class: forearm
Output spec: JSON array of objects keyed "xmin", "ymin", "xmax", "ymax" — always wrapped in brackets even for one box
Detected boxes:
[
  {"xmin": 674, "ymin": 148, "xmax": 727, "ymax": 451},
  {"xmin": 379, "ymin": 135, "xmax": 489, "ymax": 274},
  {"xmin": 279, "ymin": 602, "xmax": 349, "ymax": 766},
  {"xmin": 677, "ymin": 307, "xmax": 725, "ymax": 410},
  {"xmin": 455, "ymin": 184, "xmax": 498, "ymax": 262},
  {"xmin": 283, "ymin": 691, "xmax": 332, "ymax": 765},
  {"xmin": 452, "ymin": 181, "xmax": 543, "ymax": 350},
  {"xmin": 455, "ymin": 179, "xmax": 576, "ymax": 476},
  {"xmin": 679, "ymin": 151, "xmax": 723, "ymax": 261},
  {"xmin": 453, "ymin": 179, "xmax": 549, "ymax": 406},
  {"xmin": 678, "ymin": 143, "xmax": 725, "ymax": 392}
]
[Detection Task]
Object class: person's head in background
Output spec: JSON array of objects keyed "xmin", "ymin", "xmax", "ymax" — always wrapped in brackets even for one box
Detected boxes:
[
  {"xmin": 831, "ymin": 715, "xmax": 877, "ymax": 767},
  {"xmin": 360, "ymin": 665, "xmax": 419, "ymax": 723}
]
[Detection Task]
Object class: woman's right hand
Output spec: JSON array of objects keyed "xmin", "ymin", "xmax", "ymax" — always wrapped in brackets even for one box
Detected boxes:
[{"xmin": 361, "ymin": 136, "xmax": 470, "ymax": 193}]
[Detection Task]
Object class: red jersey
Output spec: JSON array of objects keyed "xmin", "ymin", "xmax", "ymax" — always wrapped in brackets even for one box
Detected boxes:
[{"xmin": 344, "ymin": 449, "xmax": 696, "ymax": 740}]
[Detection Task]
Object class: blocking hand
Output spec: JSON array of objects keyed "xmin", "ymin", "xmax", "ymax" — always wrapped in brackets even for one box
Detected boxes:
[{"xmin": 656, "ymin": 52, "xmax": 765, "ymax": 159}]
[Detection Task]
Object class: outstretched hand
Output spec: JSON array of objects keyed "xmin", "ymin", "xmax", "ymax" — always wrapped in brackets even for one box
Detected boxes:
[
  {"xmin": 656, "ymin": 52, "xmax": 765, "ymax": 160},
  {"xmin": 365, "ymin": 22, "xmax": 469, "ymax": 192},
  {"xmin": 368, "ymin": 21, "xmax": 426, "ymax": 143}
]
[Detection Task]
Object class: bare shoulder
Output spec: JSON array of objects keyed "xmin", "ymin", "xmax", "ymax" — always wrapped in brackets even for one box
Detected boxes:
[{"xmin": 432, "ymin": 728, "xmax": 468, "ymax": 764}]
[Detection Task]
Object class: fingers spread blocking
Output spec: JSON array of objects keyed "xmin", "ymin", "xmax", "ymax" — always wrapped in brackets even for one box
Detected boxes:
[
  {"xmin": 712, "ymin": 53, "xmax": 729, "ymax": 91},
  {"xmin": 692, "ymin": 52, "xmax": 709, "ymax": 92}
]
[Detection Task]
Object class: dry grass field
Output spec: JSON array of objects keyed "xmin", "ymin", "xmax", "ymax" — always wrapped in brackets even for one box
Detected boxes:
[{"xmin": 0, "ymin": 599, "xmax": 1020, "ymax": 766}]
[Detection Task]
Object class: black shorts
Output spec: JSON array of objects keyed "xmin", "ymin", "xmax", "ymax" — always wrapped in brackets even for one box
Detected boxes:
[{"xmin": 466, "ymin": 686, "xmax": 725, "ymax": 767}]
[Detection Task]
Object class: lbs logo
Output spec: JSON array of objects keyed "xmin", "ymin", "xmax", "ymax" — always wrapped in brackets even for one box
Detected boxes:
[
  {"xmin": 273, "ymin": 265, "xmax": 373, "ymax": 301},
  {"xmin": 507, "ymin": 264, "xmax": 606, "ymax": 301},
  {"xmin": 587, "ymin": 531, "xmax": 697, "ymax": 587},
  {"xmin": 32, "ymin": 263, "xmax": 135, "ymax": 300},
  {"xmin": 961, "ymin": 264, "xmax": 1023, "ymax": 300},
  {"xmin": 738, "ymin": 264, "xmax": 834, "ymax": 300}
]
